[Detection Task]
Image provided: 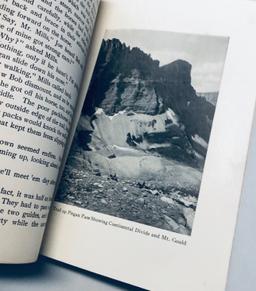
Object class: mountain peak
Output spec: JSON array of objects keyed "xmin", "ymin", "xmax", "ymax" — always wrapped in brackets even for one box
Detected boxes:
[
  {"xmin": 161, "ymin": 59, "xmax": 192, "ymax": 70},
  {"xmin": 84, "ymin": 38, "xmax": 214, "ymax": 145},
  {"xmin": 159, "ymin": 59, "xmax": 192, "ymax": 85}
]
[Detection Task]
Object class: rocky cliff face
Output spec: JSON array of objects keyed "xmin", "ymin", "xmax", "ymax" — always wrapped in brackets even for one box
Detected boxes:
[
  {"xmin": 80, "ymin": 38, "xmax": 216, "ymax": 168},
  {"xmin": 84, "ymin": 38, "xmax": 160, "ymax": 115}
]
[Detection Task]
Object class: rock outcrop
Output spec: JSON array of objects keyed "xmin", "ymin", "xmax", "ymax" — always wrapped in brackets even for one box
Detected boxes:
[{"xmin": 79, "ymin": 38, "xmax": 217, "ymax": 167}]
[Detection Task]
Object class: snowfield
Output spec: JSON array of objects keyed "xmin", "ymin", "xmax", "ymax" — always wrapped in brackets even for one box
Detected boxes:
[
  {"xmin": 84, "ymin": 108, "xmax": 181, "ymax": 149},
  {"xmin": 58, "ymin": 108, "xmax": 205, "ymax": 235}
]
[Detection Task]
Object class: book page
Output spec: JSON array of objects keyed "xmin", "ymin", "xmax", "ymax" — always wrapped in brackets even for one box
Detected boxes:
[
  {"xmin": 42, "ymin": 0, "xmax": 256, "ymax": 290},
  {"xmin": 0, "ymin": 0, "xmax": 99, "ymax": 263}
]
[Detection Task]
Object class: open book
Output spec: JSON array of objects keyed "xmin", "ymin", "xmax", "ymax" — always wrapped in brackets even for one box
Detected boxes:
[{"xmin": 1, "ymin": 0, "xmax": 256, "ymax": 290}]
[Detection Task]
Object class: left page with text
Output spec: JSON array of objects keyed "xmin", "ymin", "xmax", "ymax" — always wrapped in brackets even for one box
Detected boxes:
[{"xmin": 0, "ymin": 0, "xmax": 99, "ymax": 263}]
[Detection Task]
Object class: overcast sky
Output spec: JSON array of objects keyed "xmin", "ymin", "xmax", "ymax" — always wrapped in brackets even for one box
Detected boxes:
[{"xmin": 104, "ymin": 29, "xmax": 229, "ymax": 93}]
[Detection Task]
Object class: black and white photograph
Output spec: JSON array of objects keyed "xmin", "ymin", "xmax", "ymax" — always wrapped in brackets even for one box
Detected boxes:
[{"xmin": 56, "ymin": 29, "xmax": 229, "ymax": 235}]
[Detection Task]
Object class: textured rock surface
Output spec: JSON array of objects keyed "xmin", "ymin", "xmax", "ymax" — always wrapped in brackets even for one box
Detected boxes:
[{"xmin": 84, "ymin": 38, "xmax": 215, "ymax": 144}]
